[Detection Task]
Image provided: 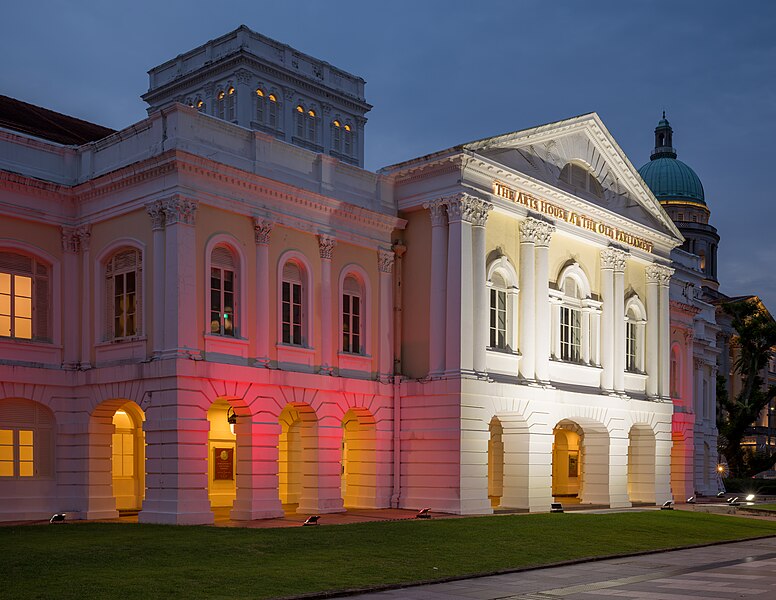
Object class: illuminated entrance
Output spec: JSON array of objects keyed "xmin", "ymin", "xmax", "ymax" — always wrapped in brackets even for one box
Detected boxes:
[
  {"xmin": 278, "ymin": 403, "xmax": 317, "ymax": 511},
  {"xmin": 552, "ymin": 425, "xmax": 581, "ymax": 501},
  {"xmin": 552, "ymin": 418, "xmax": 610, "ymax": 505},
  {"xmin": 207, "ymin": 401, "xmax": 236, "ymax": 508},
  {"xmin": 110, "ymin": 403, "xmax": 145, "ymax": 511},
  {"xmin": 340, "ymin": 408, "xmax": 377, "ymax": 508}
]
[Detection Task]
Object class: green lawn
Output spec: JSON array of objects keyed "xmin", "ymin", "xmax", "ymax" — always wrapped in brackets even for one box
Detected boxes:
[
  {"xmin": 751, "ymin": 503, "xmax": 776, "ymax": 511},
  {"xmin": 3, "ymin": 512, "xmax": 776, "ymax": 600}
]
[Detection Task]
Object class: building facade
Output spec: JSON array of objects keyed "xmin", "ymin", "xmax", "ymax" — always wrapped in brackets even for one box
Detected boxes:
[{"xmin": 1, "ymin": 27, "xmax": 686, "ymax": 523}]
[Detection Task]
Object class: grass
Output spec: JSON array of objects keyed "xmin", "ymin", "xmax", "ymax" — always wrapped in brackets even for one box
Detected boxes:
[
  {"xmin": 751, "ymin": 503, "xmax": 776, "ymax": 511},
  {"xmin": 3, "ymin": 511, "xmax": 776, "ymax": 599}
]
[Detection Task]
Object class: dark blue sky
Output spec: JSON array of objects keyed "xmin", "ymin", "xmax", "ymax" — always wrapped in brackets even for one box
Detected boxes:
[{"xmin": 2, "ymin": 1, "xmax": 775, "ymax": 308}]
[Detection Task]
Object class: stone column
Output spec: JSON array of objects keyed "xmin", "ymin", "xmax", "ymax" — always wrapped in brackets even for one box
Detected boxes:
[
  {"xmin": 318, "ymin": 234, "xmax": 336, "ymax": 375},
  {"xmin": 444, "ymin": 194, "xmax": 471, "ymax": 375},
  {"xmin": 612, "ymin": 251, "xmax": 628, "ymax": 394},
  {"xmin": 78, "ymin": 226, "xmax": 92, "ymax": 369},
  {"xmin": 607, "ymin": 434, "xmax": 632, "ymax": 508},
  {"xmin": 518, "ymin": 220, "xmax": 537, "ymax": 381},
  {"xmin": 253, "ymin": 218, "xmax": 273, "ymax": 367},
  {"xmin": 378, "ymin": 249, "xmax": 395, "ymax": 381},
  {"xmin": 424, "ymin": 200, "xmax": 448, "ymax": 377},
  {"xmin": 60, "ymin": 227, "xmax": 80, "ymax": 369},
  {"xmin": 471, "ymin": 202, "xmax": 493, "ymax": 374},
  {"xmin": 160, "ymin": 196, "xmax": 199, "ymax": 359},
  {"xmin": 231, "ymin": 417, "xmax": 284, "ymax": 520},
  {"xmin": 533, "ymin": 222, "xmax": 555, "ymax": 384},
  {"xmin": 392, "ymin": 243, "xmax": 407, "ymax": 375},
  {"xmin": 146, "ymin": 202, "xmax": 166, "ymax": 357},
  {"xmin": 235, "ymin": 68, "xmax": 253, "ymax": 128},
  {"xmin": 658, "ymin": 266, "xmax": 674, "ymax": 399},
  {"xmin": 600, "ymin": 248, "xmax": 626, "ymax": 393},
  {"xmin": 645, "ymin": 265, "xmax": 661, "ymax": 398}
]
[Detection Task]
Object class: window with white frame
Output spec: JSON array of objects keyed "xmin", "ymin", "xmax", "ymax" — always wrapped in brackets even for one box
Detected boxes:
[
  {"xmin": 342, "ymin": 275, "xmax": 363, "ymax": 354},
  {"xmin": 489, "ymin": 272, "xmax": 508, "ymax": 350},
  {"xmin": 0, "ymin": 399, "xmax": 53, "ymax": 478},
  {"xmin": 281, "ymin": 261, "xmax": 305, "ymax": 346},
  {"xmin": 0, "ymin": 251, "xmax": 50, "ymax": 342},
  {"xmin": 552, "ymin": 264, "xmax": 599, "ymax": 366},
  {"xmin": 105, "ymin": 248, "xmax": 141, "ymax": 340},
  {"xmin": 210, "ymin": 246, "xmax": 237, "ymax": 337},
  {"xmin": 559, "ymin": 278, "xmax": 582, "ymax": 362},
  {"xmin": 486, "ymin": 257, "xmax": 518, "ymax": 353},
  {"xmin": 624, "ymin": 296, "xmax": 647, "ymax": 373}
]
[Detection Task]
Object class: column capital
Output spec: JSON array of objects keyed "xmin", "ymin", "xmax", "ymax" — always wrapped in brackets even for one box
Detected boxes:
[
  {"xmin": 146, "ymin": 200, "xmax": 166, "ymax": 230},
  {"xmin": 443, "ymin": 192, "xmax": 492, "ymax": 224},
  {"xmin": 76, "ymin": 225, "xmax": 91, "ymax": 253},
  {"xmin": 601, "ymin": 247, "xmax": 629, "ymax": 271},
  {"xmin": 520, "ymin": 217, "xmax": 555, "ymax": 246},
  {"xmin": 161, "ymin": 196, "xmax": 198, "ymax": 226},
  {"xmin": 423, "ymin": 199, "xmax": 448, "ymax": 227},
  {"xmin": 694, "ymin": 357, "xmax": 706, "ymax": 370},
  {"xmin": 318, "ymin": 233, "xmax": 336, "ymax": 260},
  {"xmin": 378, "ymin": 248, "xmax": 395, "ymax": 273},
  {"xmin": 253, "ymin": 218, "xmax": 274, "ymax": 245},
  {"xmin": 646, "ymin": 263, "xmax": 674, "ymax": 285},
  {"xmin": 61, "ymin": 226, "xmax": 80, "ymax": 254},
  {"xmin": 392, "ymin": 242, "xmax": 407, "ymax": 259},
  {"xmin": 234, "ymin": 68, "xmax": 252, "ymax": 85}
]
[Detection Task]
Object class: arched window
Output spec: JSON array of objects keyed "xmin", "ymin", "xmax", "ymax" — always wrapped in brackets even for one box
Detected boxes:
[
  {"xmin": 0, "ymin": 251, "xmax": 50, "ymax": 341},
  {"xmin": 551, "ymin": 263, "xmax": 599, "ymax": 365},
  {"xmin": 295, "ymin": 104, "xmax": 318, "ymax": 143},
  {"xmin": 625, "ymin": 296, "xmax": 647, "ymax": 373},
  {"xmin": 225, "ymin": 86, "xmax": 235, "ymax": 121},
  {"xmin": 281, "ymin": 261, "xmax": 305, "ymax": 346},
  {"xmin": 331, "ymin": 120, "xmax": 354, "ymax": 156},
  {"xmin": 105, "ymin": 248, "xmax": 142, "ymax": 340},
  {"xmin": 343, "ymin": 123, "xmax": 353, "ymax": 155},
  {"xmin": 256, "ymin": 88, "xmax": 265, "ymax": 123},
  {"xmin": 0, "ymin": 399, "xmax": 54, "ymax": 478},
  {"xmin": 559, "ymin": 162, "xmax": 603, "ymax": 198},
  {"xmin": 332, "ymin": 120, "xmax": 342, "ymax": 152},
  {"xmin": 216, "ymin": 89, "xmax": 225, "ymax": 119},
  {"xmin": 560, "ymin": 278, "xmax": 582, "ymax": 362},
  {"xmin": 210, "ymin": 245, "xmax": 237, "ymax": 337},
  {"xmin": 486, "ymin": 257, "xmax": 519, "ymax": 353},
  {"xmin": 341, "ymin": 275, "xmax": 363, "ymax": 354},
  {"xmin": 196, "ymin": 99, "xmax": 205, "ymax": 112},
  {"xmin": 268, "ymin": 93, "xmax": 279, "ymax": 129}
]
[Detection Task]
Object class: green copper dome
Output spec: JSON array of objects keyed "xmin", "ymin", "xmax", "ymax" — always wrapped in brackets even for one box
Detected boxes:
[
  {"xmin": 638, "ymin": 157, "xmax": 705, "ymax": 204},
  {"xmin": 637, "ymin": 113, "xmax": 705, "ymax": 205}
]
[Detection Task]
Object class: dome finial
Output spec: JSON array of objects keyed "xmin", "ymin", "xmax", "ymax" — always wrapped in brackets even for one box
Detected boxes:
[
  {"xmin": 662, "ymin": 109, "xmax": 666, "ymax": 119},
  {"xmin": 651, "ymin": 111, "xmax": 676, "ymax": 160}
]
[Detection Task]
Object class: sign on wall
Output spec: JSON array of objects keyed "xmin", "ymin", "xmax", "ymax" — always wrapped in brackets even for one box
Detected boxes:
[{"xmin": 213, "ymin": 447, "xmax": 234, "ymax": 480}]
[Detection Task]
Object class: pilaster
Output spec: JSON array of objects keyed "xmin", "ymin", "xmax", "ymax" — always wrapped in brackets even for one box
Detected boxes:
[
  {"xmin": 424, "ymin": 200, "xmax": 448, "ymax": 377},
  {"xmin": 471, "ymin": 201, "xmax": 493, "ymax": 375},
  {"xmin": 60, "ymin": 227, "xmax": 80, "ymax": 369},
  {"xmin": 146, "ymin": 201, "xmax": 166, "ymax": 357},
  {"xmin": 378, "ymin": 248, "xmax": 395, "ymax": 381},
  {"xmin": 318, "ymin": 234, "xmax": 336, "ymax": 375},
  {"xmin": 78, "ymin": 225, "xmax": 92, "ymax": 369},
  {"xmin": 253, "ymin": 218, "xmax": 273, "ymax": 367},
  {"xmin": 645, "ymin": 265, "xmax": 661, "ymax": 398}
]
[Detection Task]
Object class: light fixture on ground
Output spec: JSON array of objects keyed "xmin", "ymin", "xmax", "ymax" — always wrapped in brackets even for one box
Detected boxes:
[
  {"xmin": 716, "ymin": 491, "xmax": 725, "ymax": 498},
  {"xmin": 661, "ymin": 501, "xmax": 674, "ymax": 510},
  {"xmin": 49, "ymin": 513, "xmax": 66, "ymax": 523},
  {"xmin": 745, "ymin": 494, "xmax": 755, "ymax": 501},
  {"xmin": 686, "ymin": 496, "xmax": 695, "ymax": 504},
  {"xmin": 415, "ymin": 508, "xmax": 431, "ymax": 519},
  {"xmin": 303, "ymin": 515, "xmax": 320, "ymax": 526},
  {"xmin": 550, "ymin": 503, "xmax": 564, "ymax": 513}
]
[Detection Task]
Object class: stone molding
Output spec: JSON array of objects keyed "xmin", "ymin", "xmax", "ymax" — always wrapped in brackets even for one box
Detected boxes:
[
  {"xmin": 378, "ymin": 248, "xmax": 395, "ymax": 274},
  {"xmin": 61, "ymin": 226, "xmax": 80, "ymax": 254},
  {"xmin": 318, "ymin": 234, "xmax": 336, "ymax": 260},
  {"xmin": 600, "ymin": 247, "xmax": 629, "ymax": 272},
  {"xmin": 443, "ymin": 193, "xmax": 492, "ymax": 225},
  {"xmin": 235, "ymin": 68, "xmax": 252, "ymax": 85},
  {"xmin": 520, "ymin": 216, "xmax": 555, "ymax": 246},
  {"xmin": 253, "ymin": 218, "xmax": 274, "ymax": 245},
  {"xmin": 146, "ymin": 200, "xmax": 166, "ymax": 231},
  {"xmin": 423, "ymin": 199, "xmax": 447, "ymax": 227},
  {"xmin": 646, "ymin": 263, "xmax": 674, "ymax": 285},
  {"xmin": 76, "ymin": 225, "xmax": 91, "ymax": 253},
  {"xmin": 162, "ymin": 196, "xmax": 198, "ymax": 226}
]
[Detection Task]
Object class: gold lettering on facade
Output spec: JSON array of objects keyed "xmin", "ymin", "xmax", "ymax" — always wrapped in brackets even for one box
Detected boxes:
[{"xmin": 492, "ymin": 181, "xmax": 654, "ymax": 253}]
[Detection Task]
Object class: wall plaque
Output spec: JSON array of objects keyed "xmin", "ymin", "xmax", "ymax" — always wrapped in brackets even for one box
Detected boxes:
[{"xmin": 213, "ymin": 447, "xmax": 234, "ymax": 480}]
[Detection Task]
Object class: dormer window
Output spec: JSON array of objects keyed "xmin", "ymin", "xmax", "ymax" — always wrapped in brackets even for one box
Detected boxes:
[{"xmin": 559, "ymin": 163, "xmax": 603, "ymax": 198}]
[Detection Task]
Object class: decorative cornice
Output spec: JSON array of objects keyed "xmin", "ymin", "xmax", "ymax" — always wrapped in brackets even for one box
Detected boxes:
[
  {"xmin": 253, "ymin": 217, "xmax": 274, "ymax": 245},
  {"xmin": 61, "ymin": 226, "xmax": 80, "ymax": 254},
  {"xmin": 600, "ymin": 247, "xmax": 628, "ymax": 272},
  {"xmin": 162, "ymin": 196, "xmax": 198, "ymax": 226},
  {"xmin": 146, "ymin": 200, "xmax": 166, "ymax": 231},
  {"xmin": 520, "ymin": 216, "xmax": 555, "ymax": 246},
  {"xmin": 423, "ymin": 199, "xmax": 447, "ymax": 227},
  {"xmin": 378, "ymin": 248, "xmax": 395, "ymax": 273},
  {"xmin": 318, "ymin": 234, "xmax": 336, "ymax": 260},
  {"xmin": 646, "ymin": 263, "xmax": 674, "ymax": 285}
]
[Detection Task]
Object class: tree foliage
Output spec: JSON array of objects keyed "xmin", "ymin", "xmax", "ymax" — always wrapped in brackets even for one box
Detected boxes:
[{"xmin": 717, "ymin": 298, "xmax": 776, "ymax": 478}]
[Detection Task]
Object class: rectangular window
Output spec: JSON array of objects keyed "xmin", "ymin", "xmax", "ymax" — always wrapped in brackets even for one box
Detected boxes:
[
  {"xmin": 0, "ymin": 272, "xmax": 33, "ymax": 340},
  {"xmin": 210, "ymin": 267, "xmax": 235, "ymax": 336},
  {"xmin": 489, "ymin": 288, "xmax": 507, "ymax": 349},
  {"xmin": 269, "ymin": 101, "xmax": 278, "ymax": 129},
  {"xmin": 113, "ymin": 271, "xmax": 136, "ymax": 338},
  {"xmin": 282, "ymin": 281, "xmax": 303, "ymax": 345},
  {"xmin": 306, "ymin": 116, "xmax": 316, "ymax": 142},
  {"xmin": 626, "ymin": 322, "xmax": 637, "ymax": 372},
  {"xmin": 342, "ymin": 293, "xmax": 361, "ymax": 354},
  {"xmin": 256, "ymin": 97, "xmax": 264, "ymax": 123},
  {"xmin": 344, "ymin": 130, "xmax": 352, "ymax": 155},
  {"xmin": 560, "ymin": 306, "xmax": 581, "ymax": 362},
  {"xmin": 296, "ymin": 113, "xmax": 304, "ymax": 138},
  {"xmin": 0, "ymin": 429, "xmax": 34, "ymax": 477}
]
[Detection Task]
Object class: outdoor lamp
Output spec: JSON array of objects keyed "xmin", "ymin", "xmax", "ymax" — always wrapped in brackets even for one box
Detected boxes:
[
  {"xmin": 686, "ymin": 496, "xmax": 695, "ymax": 504},
  {"xmin": 49, "ymin": 513, "xmax": 66, "ymax": 523},
  {"xmin": 415, "ymin": 508, "xmax": 431, "ymax": 519},
  {"xmin": 746, "ymin": 494, "xmax": 755, "ymax": 501},
  {"xmin": 550, "ymin": 502, "xmax": 564, "ymax": 513},
  {"xmin": 661, "ymin": 501, "xmax": 674, "ymax": 510},
  {"xmin": 227, "ymin": 407, "xmax": 237, "ymax": 435},
  {"xmin": 303, "ymin": 515, "xmax": 320, "ymax": 526}
]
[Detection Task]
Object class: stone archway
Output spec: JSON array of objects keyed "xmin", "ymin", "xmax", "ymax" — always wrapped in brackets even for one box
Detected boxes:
[
  {"xmin": 278, "ymin": 403, "xmax": 318, "ymax": 513},
  {"xmin": 552, "ymin": 418, "xmax": 610, "ymax": 506},
  {"xmin": 340, "ymin": 407, "xmax": 377, "ymax": 509},
  {"xmin": 207, "ymin": 400, "xmax": 237, "ymax": 509}
]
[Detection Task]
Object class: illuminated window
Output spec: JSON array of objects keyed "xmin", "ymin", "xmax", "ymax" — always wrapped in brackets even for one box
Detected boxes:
[
  {"xmin": 670, "ymin": 347, "xmax": 680, "ymax": 398},
  {"xmin": 295, "ymin": 104, "xmax": 318, "ymax": 143},
  {"xmin": 216, "ymin": 90, "xmax": 225, "ymax": 119},
  {"xmin": 256, "ymin": 89, "xmax": 265, "ymax": 122},
  {"xmin": 225, "ymin": 86, "xmax": 235, "ymax": 121},
  {"xmin": 342, "ymin": 275, "xmax": 363, "ymax": 354},
  {"xmin": 332, "ymin": 120, "xmax": 342, "ymax": 152},
  {"xmin": 560, "ymin": 279, "xmax": 582, "ymax": 362},
  {"xmin": 625, "ymin": 296, "xmax": 647, "ymax": 373},
  {"xmin": 487, "ymin": 257, "xmax": 518, "ymax": 353},
  {"xmin": 282, "ymin": 261, "xmax": 305, "ymax": 346},
  {"xmin": 559, "ymin": 163, "xmax": 603, "ymax": 198},
  {"xmin": 0, "ymin": 251, "xmax": 50, "ymax": 341},
  {"xmin": 196, "ymin": 99, "xmax": 205, "ymax": 112},
  {"xmin": 344, "ymin": 123, "xmax": 353, "ymax": 155},
  {"xmin": 552, "ymin": 264, "xmax": 598, "ymax": 365},
  {"xmin": 112, "ymin": 410, "xmax": 134, "ymax": 478},
  {"xmin": 105, "ymin": 248, "xmax": 141, "ymax": 340},
  {"xmin": 0, "ymin": 399, "xmax": 53, "ymax": 479},
  {"xmin": 268, "ymin": 94, "xmax": 279, "ymax": 128},
  {"xmin": 489, "ymin": 273, "xmax": 508, "ymax": 350},
  {"xmin": 210, "ymin": 246, "xmax": 237, "ymax": 337}
]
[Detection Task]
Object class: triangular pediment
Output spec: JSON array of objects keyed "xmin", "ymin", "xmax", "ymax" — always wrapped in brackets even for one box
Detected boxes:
[{"xmin": 464, "ymin": 113, "xmax": 682, "ymax": 241}]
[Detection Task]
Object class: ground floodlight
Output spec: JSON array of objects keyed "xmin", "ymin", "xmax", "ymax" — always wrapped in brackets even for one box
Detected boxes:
[
  {"xmin": 49, "ymin": 513, "xmax": 66, "ymax": 523},
  {"xmin": 716, "ymin": 491, "xmax": 725, "ymax": 498},
  {"xmin": 303, "ymin": 515, "xmax": 320, "ymax": 526},
  {"xmin": 415, "ymin": 508, "xmax": 431, "ymax": 519},
  {"xmin": 661, "ymin": 501, "xmax": 674, "ymax": 510},
  {"xmin": 686, "ymin": 496, "xmax": 695, "ymax": 504},
  {"xmin": 746, "ymin": 494, "xmax": 755, "ymax": 501},
  {"xmin": 726, "ymin": 496, "xmax": 739, "ymax": 504},
  {"xmin": 550, "ymin": 503, "xmax": 564, "ymax": 513}
]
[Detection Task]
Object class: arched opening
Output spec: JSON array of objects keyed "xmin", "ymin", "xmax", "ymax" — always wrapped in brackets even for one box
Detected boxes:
[
  {"xmin": 552, "ymin": 426, "xmax": 581, "ymax": 500},
  {"xmin": 207, "ymin": 400, "xmax": 237, "ymax": 509},
  {"xmin": 111, "ymin": 403, "xmax": 145, "ymax": 511},
  {"xmin": 340, "ymin": 408, "xmax": 376, "ymax": 508},
  {"xmin": 278, "ymin": 403, "xmax": 318, "ymax": 512},
  {"xmin": 627, "ymin": 424, "xmax": 656, "ymax": 504},
  {"xmin": 488, "ymin": 417, "xmax": 504, "ymax": 507}
]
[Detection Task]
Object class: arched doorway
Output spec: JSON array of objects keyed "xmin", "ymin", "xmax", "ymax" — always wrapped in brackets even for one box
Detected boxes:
[
  {"xmin": 488, "ymin": 417, "xmax": 504, "ymax": 508},
  {"xmin": 278, "ymin": 403, "xmax": 318, "ymax": 512},
  {"xmin": 552, "ymin": 426, "xmax": 581, "ymax": 501},
  {"xmin": 628, "ymin": 424, "xmax": 656, "ymax": 504},
  {"xmin": 207, "ymin": 400, "xmax": 237, "ymax": 509},
  {"xmin": 341, "ymin": 408, "xmax": 376, "ymax": 508},
  {"xmin": 110, "ymin": 403, "xmax": 145, "ymax": 511}
]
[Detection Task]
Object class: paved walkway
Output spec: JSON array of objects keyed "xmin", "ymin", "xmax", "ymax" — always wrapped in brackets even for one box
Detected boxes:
[{"xmin": 348, "ymin": 537, "xmax": 776, "ymax": 600}]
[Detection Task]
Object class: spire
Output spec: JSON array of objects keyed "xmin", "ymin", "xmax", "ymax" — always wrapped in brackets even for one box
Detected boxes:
[{"xmin": 651, "ymin": 112, "xmax": 677, "ymax": 160}]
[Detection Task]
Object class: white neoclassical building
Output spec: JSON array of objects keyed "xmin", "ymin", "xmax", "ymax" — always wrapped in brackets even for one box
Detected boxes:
[{"xmin": 0, "ymin": 26, "xmax": 689, "ymax": 523}]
